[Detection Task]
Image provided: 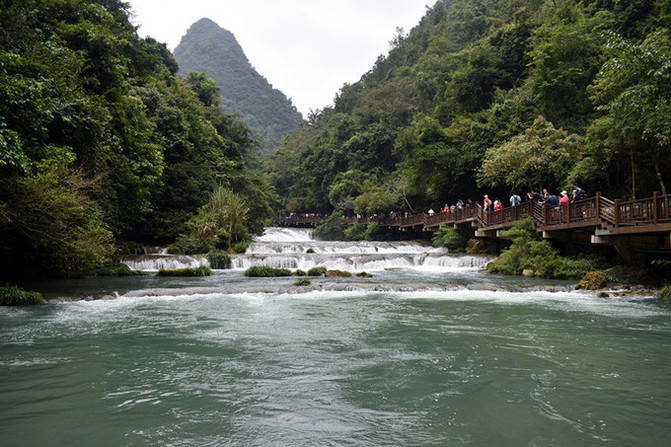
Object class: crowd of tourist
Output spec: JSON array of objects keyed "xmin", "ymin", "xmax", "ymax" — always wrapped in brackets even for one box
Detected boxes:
[{"xmin": 282, "ymin": 185, "xmax": 588, "ymax": 222}]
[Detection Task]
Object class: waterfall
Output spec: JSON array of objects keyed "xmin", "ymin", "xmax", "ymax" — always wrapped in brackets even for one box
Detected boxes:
[{"xmin": 121, "ymin": 228, "xmax": 493, "ymax": 273}]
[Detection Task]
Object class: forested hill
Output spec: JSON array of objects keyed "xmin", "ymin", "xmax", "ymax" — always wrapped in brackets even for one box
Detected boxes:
[
  {"xmin": 174, "ymin": 18, "xmax": 304, "ymax": 154},
  {"xmin": 0, "ymin": 1, "xmax": 276, "ymax": 279},
  {"xmin": 267, "ymin": 0, "xmax": 671, "ymax": 215}
]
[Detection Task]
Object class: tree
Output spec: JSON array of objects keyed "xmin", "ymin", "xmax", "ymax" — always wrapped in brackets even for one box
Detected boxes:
[
  {"xmin": 587, "ymin": 30, "xmax": 671, "ymax": 195},
  {"xmin": 479, "ymin": 116, "xmax": 583, "ymax": 191}
]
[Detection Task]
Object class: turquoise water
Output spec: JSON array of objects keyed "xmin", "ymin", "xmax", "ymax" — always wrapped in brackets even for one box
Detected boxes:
[{"xmin": 2, "ymin": 281, "xmax": 670, "ymax": 446}]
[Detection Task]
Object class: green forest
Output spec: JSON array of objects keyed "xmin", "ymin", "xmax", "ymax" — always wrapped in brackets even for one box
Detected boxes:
[
  {"xmin": 0, "ymin": 0, "xmax": 276, "ymax": 279},
  {"xmin": 267, "ymin": 0, "xmax": 671, "ymax": 216},
  {"xmin": 2, "ymin": 0, "xmax": 671, "ymax": 281}
]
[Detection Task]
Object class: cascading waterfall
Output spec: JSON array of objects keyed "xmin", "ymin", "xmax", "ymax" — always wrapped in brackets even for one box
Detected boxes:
[
  {"xmin": 234, "ymin": 227, "xmax": 492, "ymax": 272},
  {"xmin": 121, "ymin": 255, "xmax": 208, "ymax": 272},
  {"xmin": 120, "ymin": 227, "xmax": 493, "ymax": 272}
]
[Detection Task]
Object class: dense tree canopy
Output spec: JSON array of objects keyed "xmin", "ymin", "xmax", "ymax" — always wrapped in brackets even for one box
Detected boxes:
[
  {"xmin": 266, "ymin": 0, "xmax": 670, "ymax": 215},
  {"xmin": 0, "ymin": 0, "xmax": 275, "ymax": 278}
]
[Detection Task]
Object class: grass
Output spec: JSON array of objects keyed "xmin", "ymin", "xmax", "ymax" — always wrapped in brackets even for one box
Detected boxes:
[
  {"xmin": 658, "ymin": 284, "xmax": 671, "ymax": 299},
  {"xmin": 307, "ymin": 267, "xmax": 327, "ymax": 276},
  {"xmin": 294, "ymin": 278, "xmax": 311, "ymax": 286},
  {"xmin": 244, "ymin": 266, "xmax": 292, "ymax": 277},
  {"xmin": 0, "ymin": 285, "xmax": 43, "ymax": 306},
  {"xmin": 325, "ymin": 270, "xmax": 352, "ymax": 277},
  {"xmin": 157, "ymin": 266, "xmax": 212, "ymax": 277},
  {"xmin": 207, "ymin": 250, "xmax": 232, "ymax": 269}
]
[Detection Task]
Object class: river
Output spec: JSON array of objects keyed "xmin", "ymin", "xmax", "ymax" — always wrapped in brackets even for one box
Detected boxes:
[{"xmin": 1, "ymin": 228, "xmax": 670, "ymax": 446}]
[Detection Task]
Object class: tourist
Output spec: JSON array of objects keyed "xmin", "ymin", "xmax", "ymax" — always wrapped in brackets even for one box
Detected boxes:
[
  {"xmin": 527, "ymin": 190, "xmax": 544, "ymax": 203},
  {"xmin": 572, "ymin": 184, "xmax": 586, "ymax": 202},
  {"xmin": 483, "ymin": 195, "xmax": 492, "ymax": 211},
  {"xmin": 494, "ymin": 199, "xmax": 503, "ymax": 211},
  {"xmin": 560, "ymin": 191, "xmax": 569, "ymax": 205},
  {"xmin": 509, "ymin": 193, "xmax": 521, "ymax": 206},
  {"xmin": 428, "ymin": 208, "xmax": 435, "ymax": 216},
  {"xmin": 544, "ymin": 194, "xmax": 559, "ymax": 207}
]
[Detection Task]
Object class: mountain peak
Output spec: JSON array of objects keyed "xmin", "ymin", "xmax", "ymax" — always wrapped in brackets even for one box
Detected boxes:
[{"xmin": 174, "ymin": 19, "xmax": 303, "ymax": 154}]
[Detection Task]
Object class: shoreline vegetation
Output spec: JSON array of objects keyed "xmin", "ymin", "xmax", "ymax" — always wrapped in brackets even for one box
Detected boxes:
[{"xmin": 2, "ymin": 1, "xmax": 671, "ymax": 302}]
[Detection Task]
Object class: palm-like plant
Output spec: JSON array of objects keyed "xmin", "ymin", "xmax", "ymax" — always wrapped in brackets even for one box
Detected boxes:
[{"xmin": 206, "ymin": 186, "xmax": 249, "ymax": 249}]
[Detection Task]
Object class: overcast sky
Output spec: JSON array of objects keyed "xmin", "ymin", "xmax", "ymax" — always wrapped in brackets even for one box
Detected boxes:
[{"xmin": 127, "ymin": 0, "xmax": 437, "ymax": 117}]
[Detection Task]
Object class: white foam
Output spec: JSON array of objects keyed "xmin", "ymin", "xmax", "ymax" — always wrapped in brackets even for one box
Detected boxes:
[
  {"xmin": 121, "ymin": 255, "xmax": 208, "ymax": 272},
  {"xmin": 255, "ymin": 227, "xmax": 314, "ymax": 242}
]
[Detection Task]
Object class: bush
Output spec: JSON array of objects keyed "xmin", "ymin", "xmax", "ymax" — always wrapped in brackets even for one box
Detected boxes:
[
  {"xmin": 294, "ymin": 278, "xmax": 311, "ymax": 286},
  {"xmin": 293, "ymin": 269, "xmax": 307, "ymax": 276},
  {"xmin": 313, "ymin": 212, "xmax": 345, "ymax": 240},
  {"xmin": 98, "ymin": 263, "xmax": 145, "ymax": 276},
  {"xmin": 432, "ymin": 225, "xmax": 470, "ymax": 252},
  {"xmin": 576, "ymin": 271, "xmax": 607, "ymax": 290},
  {"xmin": 231, "ymin": 240, "xmax": 251, "ymax": 254},
  {"xmin": 207, "ymin": 250, "xmax": 232, "ymax": 269},
  {"xmin": 657, "ymin": 284, "xmax": 671, "ymax": 299},
  {"xmin": 307, "ymin": 266, "xmax": 327, "ymax": 276},
  {"xmin": 0, "ymin": 285, "xmax": 43, "ymax": 306},
  {"xmin": 244, "ymin": 266, "xmax": 292, "ymax": 277},
  {"xmin": 325, "ymin": 270, "xmax": 352, "ymax": 277},
  {"xmin": 344, "ymin": 222, "xmax": 366, "ymax": 241},
  {"xmin": 157, "ymin": 266, "xmax": 212, "ymax": 277},
  {"xmin": 355, "ymin": 272, "xmax": 373, "ymax": 278},
  {"xmin": 487, "ymin": 218, "xmax": 595, "ymax": 279},
  {"xmin": 305, "ymin": 248, "xmax": 315, "ymax": 254},
  {"xmin": 364, "ymin": 222, "xmax": 381, "ymax": 241}
]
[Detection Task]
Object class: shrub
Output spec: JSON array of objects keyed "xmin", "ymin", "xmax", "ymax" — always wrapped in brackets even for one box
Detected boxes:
[
  {"xmin": 307, "ymin": 266, "xmax": 327, "ymax": 276},
  {"xmin": 433, "ymin": 225, "xmax": 469, "ymax": 252},
  {"xmin": 364, "ymin": 222, "xmax": 381, "ymax": 241},
  {"xmin": 207, "ymin": 250, "xmax": 232, "ymax": 269},
  {"xmin": 231, "ymin": 240, "xmax": 251, "ymax": 254},
  {"xmin": 355, "ymin": 272, "xmax": 373, "ymax": 278},
  {"xmin": 658, "ymin": 284, "xmax": 671, "ymax": 299},
  {"xmin": 487, "ymin": 218, "xmax": 595, "ymax": 279},
  {"xmin": 98, "ymin": 263, "xmax": 145, "ymax": 276},
  {"xmin": 305, "ymin": 248, "xmax": 315, "ymax": 254},
  {"xmin": 157, "ymin": 266, "xmax": 212, "ymax": 277},
  {"xmin": 0, "ymin": 285, "xmax": 43, "ymax": 306},
  {"xmin": 325, "ymin": 270, "xmax": 352, "ymax": 277},
  {"xmin": 313, "ymin": 212, "xmax": 345, "ymax": 240},
  {"xmin": 344, "ymin": 222, "xmax": 366, "ymax": 241},
  {"xmin": 293, "ymin": 269, "xmax": 307, "ymax": 276},
  {"xmin": 244, "ymin": 266, "xmax": 292, "ymax": 277},
  {"xmin": 294, "ymin": 278, "xmax": 311, "ymax": 286},
  {"xmin": 576, "ymin": 271, "xmax": 607, "ymax": 290}
]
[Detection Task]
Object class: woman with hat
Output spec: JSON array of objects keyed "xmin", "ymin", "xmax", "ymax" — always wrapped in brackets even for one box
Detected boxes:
[
  {"xmin": 483, "ymin": 194, "xmax": 492, "ymax": 211},
  {"xmin": 559, "ymin": 190, "xmax": 569, "ymax": 205}
]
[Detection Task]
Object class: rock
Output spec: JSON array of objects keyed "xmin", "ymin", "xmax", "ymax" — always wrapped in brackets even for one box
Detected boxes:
[
  {"xmin": 576, "ymin": 271, "xmax": 606, "ymax": 290},
  {"xmin": 597, "ymin": 292, "xmax": 610, "ymax": 298},
  {"xmin": 522, "ymin": 269, "xmax": 534, "ymax": 277}
]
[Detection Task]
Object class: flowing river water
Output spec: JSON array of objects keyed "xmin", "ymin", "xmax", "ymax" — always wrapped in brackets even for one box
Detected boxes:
[{"xmin": 1, "ymin": 228, "xmax": 670, "ymax": 446}]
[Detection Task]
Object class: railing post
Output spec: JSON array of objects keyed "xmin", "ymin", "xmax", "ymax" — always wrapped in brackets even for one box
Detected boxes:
[
  {"xmin": 614, "ymin": 199, "xmax": 620, "ymax": 228},
  {"xmin": 543, "ymin": 205, "xmax": 548, "ymax": 227},
  {"xmin": 595, "ymin": 192, "xmax": 601, "ymax": 222},
  {"xmin": 653, "ymin": 191, "xmax": 658, "ymax": 225}
]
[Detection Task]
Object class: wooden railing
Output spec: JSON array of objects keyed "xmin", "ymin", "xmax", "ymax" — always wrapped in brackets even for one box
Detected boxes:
[{"xmin": 276, "ymin": 193, "xmax": 671, "ymax": 234}]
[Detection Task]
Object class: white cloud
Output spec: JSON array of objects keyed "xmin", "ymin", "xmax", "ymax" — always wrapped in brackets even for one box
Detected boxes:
[{"xmin": 126, "ymin": 0, "xmax": 436, "ymax": 117}]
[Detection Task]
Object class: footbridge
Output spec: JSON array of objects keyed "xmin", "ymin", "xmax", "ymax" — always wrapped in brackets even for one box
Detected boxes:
[{"xmin": 276, "ymin": 193, "xmax": 671, "ymax": 258}]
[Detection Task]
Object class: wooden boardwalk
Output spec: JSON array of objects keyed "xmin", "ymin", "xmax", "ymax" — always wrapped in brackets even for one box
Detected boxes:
[{"xmin": 276, "ymin": 193, "xmax": 671, "ymax": 238}]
